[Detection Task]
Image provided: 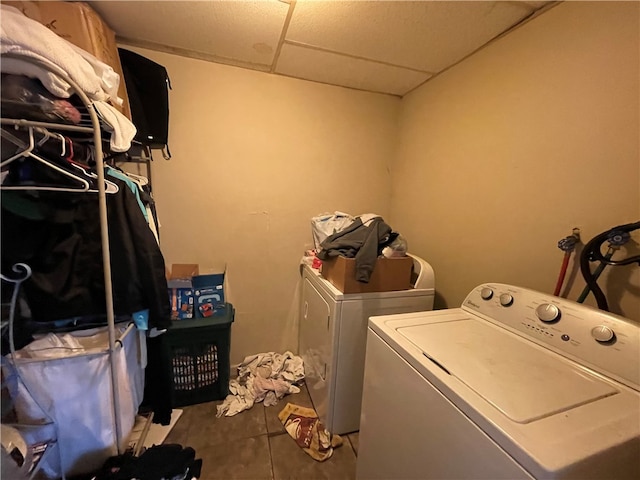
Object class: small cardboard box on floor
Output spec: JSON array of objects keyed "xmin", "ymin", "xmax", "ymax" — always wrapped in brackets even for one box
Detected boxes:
[
  {"xmin": 321, "ymin": 255, "xmax": 413, "ymax": 293},
  {"xmin": 167, "ymin": 263, "xmax": 226, "ymax": 320}
]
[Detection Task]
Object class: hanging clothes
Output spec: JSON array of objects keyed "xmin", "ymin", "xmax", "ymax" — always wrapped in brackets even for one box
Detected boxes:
[
  {"xmin": 107, "ymin": 166, "xmax": 160, "ymax": 244},
  {"xmin": 1, "ymin": 180, "xmax": 170, "ymax": 330},
  {"xmin": 106, "ymin": 166, "xmax": 148, "ymax": 221}
]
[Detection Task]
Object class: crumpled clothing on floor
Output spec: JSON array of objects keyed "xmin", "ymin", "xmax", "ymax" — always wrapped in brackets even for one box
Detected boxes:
[
  {"xmin": 278, "ymin": 403, "xmax": 343, "ymax": 462},
  {"xmin": 216, "ymin": 351, "xmax": 304, "ymax": 417},
  {"xmin": 92, "ymin": 444, "xmax": 202, "ymax": 480}
]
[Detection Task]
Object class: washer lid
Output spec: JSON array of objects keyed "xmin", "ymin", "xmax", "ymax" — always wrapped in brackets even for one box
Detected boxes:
[{"xmin": 398, "ymin": 318, "xmax": 618, "ymax": 423}]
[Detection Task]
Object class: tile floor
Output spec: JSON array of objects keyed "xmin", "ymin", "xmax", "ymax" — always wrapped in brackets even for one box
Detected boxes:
[{"xmin": 164, "ymin": 383, "xmax": 359, "ymax": 480}]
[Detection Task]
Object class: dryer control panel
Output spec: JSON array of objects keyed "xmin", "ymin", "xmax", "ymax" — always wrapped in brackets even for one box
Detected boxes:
[{"xmin": 463, "ymin": 284, "xmax": 640, "ymax": 392}]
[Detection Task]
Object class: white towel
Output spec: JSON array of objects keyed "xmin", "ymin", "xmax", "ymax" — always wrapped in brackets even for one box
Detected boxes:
[
  {"xmin": 70, "ymin": 42, "xmax": 123, "ymax": 106},
  {"xmin": 94, "ymin": 101, "xmax": 137, "ymax": 153},
  {"xmin": 1, "ymin": 5, "xmax": 136, "ymax": 151},
  {"xmin": 0, "ymin": 5, "xmax": 108, "ymax": 101}
]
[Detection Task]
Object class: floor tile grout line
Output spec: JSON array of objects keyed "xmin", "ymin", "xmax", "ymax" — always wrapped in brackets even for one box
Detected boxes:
[
  {"xmin": 264, "ymin": 402, "xmax": 277, "ymax": 480},
  {"xmin": 346, "ymin": 434, "xmax": 357, "ymax": 457},
  {"xmin": 174, "ymin": 392, "xmax": 357, "ymax": 479},
  {"xmin": 267, "ymin": 435, "xmax": 278, "ymax": 480}
]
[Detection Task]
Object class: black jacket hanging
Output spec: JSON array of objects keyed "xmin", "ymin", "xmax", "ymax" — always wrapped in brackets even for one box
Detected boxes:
[{"xmin": 1, "ymin": 182, "xmax": 171, "ymax": 329}]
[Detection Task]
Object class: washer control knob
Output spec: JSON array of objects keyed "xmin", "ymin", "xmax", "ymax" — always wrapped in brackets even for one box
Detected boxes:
[
  {"xmin": 591, "ymin": 325, "xmax": 615, "ymax": 343},
  {"xmin": 536, "ymin": 303, "xmax": 561, "ymax": 323},
  {"xmin": 480, "ymin": 288, "xmax": 493, "ymax": 300},
  {"xmin": 499, "ymin": 293, "xmax": 514, "ymax": 307}
]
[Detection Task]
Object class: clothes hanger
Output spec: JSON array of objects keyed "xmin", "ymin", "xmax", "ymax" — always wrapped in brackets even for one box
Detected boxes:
[
  {"xmin": 54, "ymin": 132, "xmax": 66, "ymax": 157},
  {"xmin": 2, "ymin": 127, "xmax": 65, "ymax": 164},
  {"xmin": 1, "ymin": 126, "xmax": 91, "ymax": 192},
  {"xmin": 1, "ymin": 127, "xmax": 36, "ymax": 166},
  {"xmin": 122, "ymin": 170, "xmax": 149, "ymax": 186},
  {"xmin": 2, "ymin": 126, "xmax": 121, "ymax": 194},
  {"xmin": 69, "ymin": 162, "xmax": 119, "ymax": 194},
  {"xmin": 80, "ymin": 146, "xmax": 121, "ymax": 194},
  {"xmin": 56, "ymin": 136, "xmax": 119, "ymax": 194}
]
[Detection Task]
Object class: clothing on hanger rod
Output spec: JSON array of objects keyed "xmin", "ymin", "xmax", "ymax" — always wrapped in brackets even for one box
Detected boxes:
[
  {"xmin": 0, "ymin": 48, "xmax": 170, "ymax": 475},
  {"xmin": 1, "ymin": 126, "xmax": 91, "ymax": 192},
  {"xmin": 1, "ymin": 125, "xmax": 118, "ymax": 193}
]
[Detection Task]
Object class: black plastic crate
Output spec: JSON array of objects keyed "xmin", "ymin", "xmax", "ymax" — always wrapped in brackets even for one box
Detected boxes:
[{"xmin": 165, "ymin": 303, "xmax": 234, "ymax": 407}]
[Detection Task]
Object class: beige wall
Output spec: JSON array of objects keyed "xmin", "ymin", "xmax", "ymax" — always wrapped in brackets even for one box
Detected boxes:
[
  {"xmin": 122, "ymin": 47, "xmax": 400, "ymax": 364},
  {"xmin": 124, "ymin": 1, "xmax": 639, "ymax": 366},
  {"xmin": 390, "ymin": 1, "xmax": 640, "ymax": 319}
]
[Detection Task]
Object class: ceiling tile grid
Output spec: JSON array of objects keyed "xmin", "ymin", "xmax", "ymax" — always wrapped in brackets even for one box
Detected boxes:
[
  {"xmin": 276, "ymin": 43, "xmax": 432, "ymax": 96},
  {"xmin": 89, "ymin": 0, "xmax": 552, "ymax": 97},
  {"xmin": 92, "ymin": 1, "xmax": 289, "ymax": 67},
  {"xmin": 285, "ymin": 1, "xmax": 536, "ymax": 73}
]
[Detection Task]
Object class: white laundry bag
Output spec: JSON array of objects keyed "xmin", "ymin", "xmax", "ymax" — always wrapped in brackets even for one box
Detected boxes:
[
  {"xmin": 3, "ymin": 324, "xmax": 144, "ymax": 478},
  {"xmin": 311, "ymin": 212, "xmax": 354, "ymax": 250}
]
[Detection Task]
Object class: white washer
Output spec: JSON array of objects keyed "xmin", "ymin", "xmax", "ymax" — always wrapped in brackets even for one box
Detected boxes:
[
  {"xmin": 299, "ymin": 254, "xmax": 435, "ymax": 434},
  {"xmin": 357, "ymin": 283, "xmax": 640, "ymax": 479}
]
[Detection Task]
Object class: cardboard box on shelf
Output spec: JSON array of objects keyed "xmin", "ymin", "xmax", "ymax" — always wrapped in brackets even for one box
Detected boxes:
[
  {"xmin": 193, "ymin": 273, "xmax": 225, "ymax": 318},
  {"xmin": 4, "ymin": 1, "xmax": 132, "ymax": 119},
  {"xmin": 167, "ymin": 264, "xmax": 226, "ymax": 320},
  {"xmin": 321, "ymin": 255, "xmax": 413, "ymax": 294},
  {"xmin": 167, "ymin": 264, "xmax": 198, "ymax": 320}
]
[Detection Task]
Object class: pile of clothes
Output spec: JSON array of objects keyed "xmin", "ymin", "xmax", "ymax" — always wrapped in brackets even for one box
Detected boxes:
[
  {"xmin": 216, "ymin": 351, "xmax": 304, "ymax": 417},
  {"xmin": 91, "ymin": 444, "xmax": 202, "ymax": 480},
  {"xmin": 315, "ymin": 213, "xmax": 407, "ymax": 283}
]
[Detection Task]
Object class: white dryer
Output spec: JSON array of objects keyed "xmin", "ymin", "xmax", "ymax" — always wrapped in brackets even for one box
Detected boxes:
[
  {"xmin": 299, "ymin": 254, "xmax": 435, "ymax": 435},
  {"xmin": 357, "ymin": 283, "xmax": 640, "ymax": 479}
]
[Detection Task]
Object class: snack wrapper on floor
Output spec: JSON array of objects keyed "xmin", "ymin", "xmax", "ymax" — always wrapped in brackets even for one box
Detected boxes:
[{"xmin": 278, "ymin": 403, "xmax": 343, "ymax": 462}]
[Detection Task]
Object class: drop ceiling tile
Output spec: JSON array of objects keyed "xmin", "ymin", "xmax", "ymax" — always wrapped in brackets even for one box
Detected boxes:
[
  {"xmin": 90, "ymin": 0, "xmax": 289, "ymax": 66},
  {"xmin": 287, "ymin": 1, "xmax": 537, "ymax": 72},
  {"xmin": 275, "ymin": 43, "xmax": 431, "ymax": 96}
]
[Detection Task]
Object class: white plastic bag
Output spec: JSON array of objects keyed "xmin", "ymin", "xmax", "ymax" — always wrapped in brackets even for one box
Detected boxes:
[
  {"xmin": 3, "ymin": 324, "xmax": 144, "ymax": 478},
  {"xmin": 311, "ymin": 211, "xmax": 354, "ymax": 249},
  {"xmin": 382, "ymin": 234, "xmax": 408, "ymax": 258}
]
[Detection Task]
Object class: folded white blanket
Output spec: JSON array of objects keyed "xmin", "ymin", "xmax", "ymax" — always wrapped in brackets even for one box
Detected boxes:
[
  {"xmin": 70, "ymin": 42, "xmax": 123, "ymax": 107},
  {"xmin": 0, "ymin": 5, "xmax": 136, "ymax": 151},
  {"xmin": 1, "ymin": 5, "xmax": 110, "ymax": 101}
]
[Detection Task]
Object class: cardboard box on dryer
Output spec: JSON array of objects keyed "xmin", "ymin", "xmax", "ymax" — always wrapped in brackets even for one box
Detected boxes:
[{"xmin": 321, "ymin": 255, "xmax": 413, "ymax": 294}]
